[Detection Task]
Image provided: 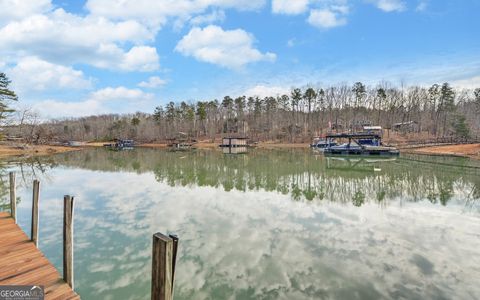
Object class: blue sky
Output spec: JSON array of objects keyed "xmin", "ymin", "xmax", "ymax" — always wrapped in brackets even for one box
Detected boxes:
[{"xmin": 0, "ymin": 0, "xmax": 479, "ymax": 118}]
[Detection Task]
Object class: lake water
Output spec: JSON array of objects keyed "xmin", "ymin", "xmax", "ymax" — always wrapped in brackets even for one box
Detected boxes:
[{"xmin": 1, "ymin": 148, "xmax": 480, "ymax": 299}]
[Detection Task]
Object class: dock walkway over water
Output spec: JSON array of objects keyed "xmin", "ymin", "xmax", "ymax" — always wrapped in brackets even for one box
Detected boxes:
[{"xmin": 0, "ymin": 212, "xmax": 79, "ymax": 299}]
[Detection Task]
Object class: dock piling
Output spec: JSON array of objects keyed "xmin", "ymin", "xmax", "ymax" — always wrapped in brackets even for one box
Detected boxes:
[
  {"xmin": 151, "ymin": 233, "xmax": 179, "ymax": 300},
  {"xmin": 31, "ymin": 180, "xmax": 40, "ymax": 246},
  {"xmin": 63, "ymin": 195, "xmax": 75, "ymax": 290},
  {"xmin": 169, "ymin": 234, "xmax": 179, "ymax": 294},
  {"xmin": 9, "ymin": 172, "xmax": 16, "ymax": 223}
]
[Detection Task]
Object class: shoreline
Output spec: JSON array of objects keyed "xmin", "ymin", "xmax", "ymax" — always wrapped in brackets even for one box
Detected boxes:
[
  {"xmin": 0, "ymin": 142, "xmax": 478, "ymax": 160},
  {"xmin": 138, "ymin": 142, "xmax": 311, "ymax": 149},
  {"xmin": 403, "ymin": 143, "xmax": 480, "ymax": 159},
  {"xmin": 0, "ymin": 143, "xmax": 81, "ymax": 159}
]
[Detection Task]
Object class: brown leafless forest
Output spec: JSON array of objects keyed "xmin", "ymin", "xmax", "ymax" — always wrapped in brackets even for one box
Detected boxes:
[{"xmin": 9, "ymin": 82, "xmax": 480, "ymax": 144}]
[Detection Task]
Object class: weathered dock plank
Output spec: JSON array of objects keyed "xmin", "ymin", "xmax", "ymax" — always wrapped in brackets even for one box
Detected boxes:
[{"xmin": 0, "ymin": 212, "xmax": 79, "ymax": 299}]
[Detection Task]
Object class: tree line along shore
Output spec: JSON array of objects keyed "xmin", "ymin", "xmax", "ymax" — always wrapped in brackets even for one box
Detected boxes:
[
  {"xmin": 1, "ymin": 70, "xmax": 480, "ymax": 158},
  {"xmin": 7, "ymin": 82, "xmax": 479, "ymax": 143}
]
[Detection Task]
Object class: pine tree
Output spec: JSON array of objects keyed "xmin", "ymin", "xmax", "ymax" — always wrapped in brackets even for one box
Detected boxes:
[
  {"xmin": 474, "ymin": 88, "xmax": 480, "ymax": 113},
  {"xmin": 153, "ymin": 106, "xmax": 164, "ymax": 124},
  {"xmin": 0, "ymin": 73, "xmax": 18, "ymax": 123},
  {"xmin": 352, "ymin": 82, "xmax": 366, "ymax": 131},
  {"xmin": 303, "ymin": 88, "xmax": 317, "ymax": 134},
  {"xmin": 440, "ymin": 83, "xmax": 455, "ymax": 136},
  {"xmin": 452, "ymin": 114, "xmax": 470, "ymax": 140}
]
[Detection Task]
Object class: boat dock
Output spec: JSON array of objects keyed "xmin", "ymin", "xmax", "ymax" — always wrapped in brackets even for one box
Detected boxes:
[
  {"xmin": 219, "ymin": 137, "xmax": 249, "ymax": 148},
  {"xmin": 0, "ymin": 211, "xmax": 79, "ymax": 299},
  {"xmin": 323, "ymin": 133, "xmax": 400, "ymax": 156},
  {"xmin": 167, "ymin": 133, "xmax": 196, "ymax": 151},
  {"xmin": 104, "ymin": 139, "xmax": 135, "ymax": 150},
  {"xmin": 1, "ymin": 172, "xmax": 180, "ymax": 300}
]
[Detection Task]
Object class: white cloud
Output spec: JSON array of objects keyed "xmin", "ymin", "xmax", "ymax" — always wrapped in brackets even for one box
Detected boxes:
[
  {"xmin": 0, "ymin": 9, "xmax": 154, "ymax": 48},
  {"xmin": 0, "ymin": 0, "xmax": 275, "ymax": 75},
  {"xmin": 272, "ymin": 0, "xmax": 309, "ymax": 15},
  {"xmin": 85, "ymin": 0, "xmax": 266, "ymax": 28},
  {"xmin": 0, "ymin": 8, "xmax": 159, "ymax": 72},
  {"xmin": 0, "ymin": 0, "xmax": 52, "ymax": 25},
  {"xmin": 175, "ymin": 25, "xmax": 276, "ymax": 69},
  {"xmin": 331, "ymin": 4, "xmax": 350, "ymax": 15},
  {"xmin": 33, "ymin": 86, "xmax": 154, "ymax": 118},
  {"xmin": 138, "ymin": 76, "xmax": 167, "ymax": 88},
  {"xmin": 273, "ymin": 1, "xmax": 350, "ymax": 30},
  {"xmin": 9, "ymin": 57, "xmax": 92, "ymax": 92},
  {"xmin": 244, "ymin": 85, "xmax": 290, "ymax": 98},
  {"xmin": 416, "ymin": 0, "xmax": 428, "ymax": 12},
  {"xmin": 190, "ymin": 10, "xmax": 226, "ymax": 26},
  {"xmin": 84, "ymin": 44, "xmax": 160, "ymax": 72},
  {"xmin": 89, "ymin": 86, "xmax": 153, "ymax": 102},
  {"xmin": 451, "ymin": 76, "xmax": 480, "ymax": 89},
  {"xmin": 369, "ymin": 0, "xmax": 406, "ymax": 12},
  {"xmin": 120, "ymin": 46, "xmax": 160, "ymax": 72},
  {"xmin": 34, "ymin": 99, "xmax": 103, "ymax": 118},
  {"xmin": 308, "ymin": 9, "xmax": 347, "ymax": 29}
]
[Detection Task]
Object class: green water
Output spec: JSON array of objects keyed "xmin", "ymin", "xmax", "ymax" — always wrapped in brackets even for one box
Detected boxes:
[{"xmin": 1, "ymin": 148, "xmax": 480, "ymax": 299}]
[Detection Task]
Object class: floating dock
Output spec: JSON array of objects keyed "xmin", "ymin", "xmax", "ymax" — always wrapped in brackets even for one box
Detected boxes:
[
  {"xmin": 168, "ymin": 142, "xmax": 195, "ymax": 151},
  {"xmin": 219, "ymin": 137, "xmax": 249, "ymax": 148},
  {"xmin": 0, "ymin": 212, "xmax": 79, "ymax": 299}
]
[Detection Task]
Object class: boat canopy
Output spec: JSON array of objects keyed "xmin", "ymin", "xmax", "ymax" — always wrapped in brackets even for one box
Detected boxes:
[
  {"xmin": 326, "ymin": 133, "xmax": 381, "ymax": 139},
  {"xmin": 363, "ymin": 126, "xmax": 382, "ymax": 131}
]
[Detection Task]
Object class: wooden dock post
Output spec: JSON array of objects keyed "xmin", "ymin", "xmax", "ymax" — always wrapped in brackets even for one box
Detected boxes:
[
  {"xmin": 151, "ymin": 233, "xmax": 179, "ymax": 300},
  {"xmin": 31, "ymin": 180, "xmax": 40, "ymax": 246},
  {"xmin": 9, "ymin": 172, "xmax": 16, "ymax": 223},
  {"xmin": 63, "ymin": 195, "xmax": 75, "ymax": 290},
  {"xmin": 169, "ymin": 234, "xmax": 179, "ymax": 291}
]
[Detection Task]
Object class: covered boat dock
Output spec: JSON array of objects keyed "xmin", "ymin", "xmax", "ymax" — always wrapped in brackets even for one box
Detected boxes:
[{"xmin": 323, "ymin": 133, "xmax": 399, "ymax": 156}]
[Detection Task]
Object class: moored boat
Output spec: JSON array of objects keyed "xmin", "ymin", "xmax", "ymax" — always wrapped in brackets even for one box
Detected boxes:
[
  {"xmin": 323, "ymin": 133, "xmax": 399, "ymax": 156},
  {"xmin": 104, "ymin": 139, "xmax": 135, "ymax": 150},
  {"xmin": 310, "ymin": 138, "xmax": 337, "ymax": 151}
]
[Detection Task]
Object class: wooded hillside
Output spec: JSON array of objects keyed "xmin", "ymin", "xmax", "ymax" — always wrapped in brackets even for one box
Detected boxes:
[{"xmin": 8, "ymin": 82, "xmax": 480, "ymax": 144}]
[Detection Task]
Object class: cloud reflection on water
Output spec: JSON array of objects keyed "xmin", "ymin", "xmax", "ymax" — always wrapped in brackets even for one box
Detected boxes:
[{"xmin": 6, "ymin": 149, "xmax": 480, "ymax": 299}]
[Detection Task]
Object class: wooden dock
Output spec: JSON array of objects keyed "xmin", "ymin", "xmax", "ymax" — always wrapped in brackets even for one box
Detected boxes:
[
  {"xmin": 0, "ymin": 212, "xmax": 79, "ymax": 299},
  {"xmin": 1, "ymin": 172, "xmax": 178, "ymax": 300}
]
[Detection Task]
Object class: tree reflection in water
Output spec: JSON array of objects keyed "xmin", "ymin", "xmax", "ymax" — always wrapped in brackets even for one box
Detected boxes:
[
  {"xmin": 1, "ymin": 148, "xmax": 480, "ymax": 300},
  {"xmin": 22, "ymin": 147, "xmax": 479, "ymax": 209},
  {"xmin": 0, "ymin": 157, "xmax": 57, "ymax": 211}
]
